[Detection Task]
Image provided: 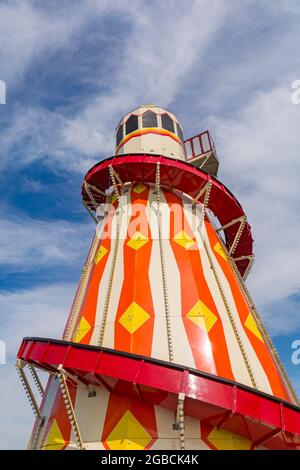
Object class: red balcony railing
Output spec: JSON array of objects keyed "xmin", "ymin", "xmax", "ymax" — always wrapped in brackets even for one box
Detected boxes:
[{"xmin": 184, "ymin": 130, "xmax": 217, "ymax": 162}]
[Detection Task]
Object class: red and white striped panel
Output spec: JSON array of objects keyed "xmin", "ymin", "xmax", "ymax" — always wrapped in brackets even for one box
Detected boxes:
[
  {"xmin": 31, "ymin": 379, "xmax": 277, "ymax": 450},
  {"xmin": 66, "ymin": 183, "xmax": 292, "ymax": 402}
]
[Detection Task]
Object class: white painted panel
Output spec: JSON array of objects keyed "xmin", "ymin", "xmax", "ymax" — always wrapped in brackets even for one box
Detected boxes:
[{"xmin": 73, "ymin": 384, "xmax": 110, "ymax": 447}]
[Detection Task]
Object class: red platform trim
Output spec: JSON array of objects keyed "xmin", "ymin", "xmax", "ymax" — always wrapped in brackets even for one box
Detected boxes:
[
  {"xmin": 82, "ymin": 154, "xmax": 253, "ymax": 277},
  {"xmin": 18, "ymin": 338, "xmax": 300, "ymax": 449}
]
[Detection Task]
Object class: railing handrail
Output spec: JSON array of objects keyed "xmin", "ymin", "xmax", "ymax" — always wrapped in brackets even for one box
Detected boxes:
[
  {"xmin": 184, "ymin": 129, "xmax": 210, "ymax": 144},
  {"xmin": 184, "ymin": 130, "xmax": 215, "ymax": 160}
]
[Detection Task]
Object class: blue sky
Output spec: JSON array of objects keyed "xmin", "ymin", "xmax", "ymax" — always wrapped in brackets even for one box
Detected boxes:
[{"xmin": 0, "ymin": 0, "xmax": 300, "ymax": 449}]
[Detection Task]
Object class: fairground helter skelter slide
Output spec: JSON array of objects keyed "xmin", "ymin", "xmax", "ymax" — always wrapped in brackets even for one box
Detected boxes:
[{"xmin": 16, "ymin": 105, "xmax": 300, "ymax": 450}]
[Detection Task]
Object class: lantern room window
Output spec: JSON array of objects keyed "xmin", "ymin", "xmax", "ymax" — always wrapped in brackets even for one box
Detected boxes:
[
  {"xmin": 176, "ymin": 122, "xmax": 184, "ymax": 141},
  {"xmin": 125, "ymin": 114, "xmax": 139, "ymax": 135},
  {"xmin": 142, "ymin": 110, "xmax": 158, "ymax": 128},
  {"xmin": 116, "ymin": 125, "xmax": 123, "ymax": 146},
  {"xmin": 161, "ymin": 113, "xmax": 175, "ymax": 133}
]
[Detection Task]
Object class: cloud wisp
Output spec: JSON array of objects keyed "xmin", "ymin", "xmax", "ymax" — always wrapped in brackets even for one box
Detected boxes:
[{"xmin": 0, "ymin": 211, "xmax": 91, "ymax": 273}]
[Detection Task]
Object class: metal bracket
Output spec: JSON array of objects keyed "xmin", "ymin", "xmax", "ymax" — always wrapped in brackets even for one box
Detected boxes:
[
  {"xmin": 216, "ymin": 215, "xmax": 245, "ymax": 233},
  {"xmin": 110, "ymin": 166, "xmax": 124, "ymax": 186},
  {"xmin": 196, "ymin": 181, "xmax": 212, "ymax": 229},
  {"xmin": 16, "ymin": 360, "xmax": 41, "ymax": 418},
  {"xmin": 231, "ymin": 254, "xmax": 255, "ymax": 280},
  {"xmin": 57, "ymin": 367, "xmax": 85, "ymax": 450},
  {"xmin": 28, "ymin": 364, "xmax": 45, "ymax": 397},
  {"xmin": 109, "ymin": 165, "xmax": 121, "ymax": 205},
  {"xmin": 243, "ymin": 255, "xmax": 255, "ymax": 280},
  {"xmin": 85, "ymin": 183, "xmax": 105, "ymax": 197},
  {"xmin": 228, "ymin": 216, "xmax": 247, "ymax": 255},
  {"xmin": 83, "ymin": 181, "xmax": 98, "ymax": 210},
  {"xmin": 215, "ymin": 215, "xmax": 247, "ymax": 256},
  {"xmin": 175, "ymin": 393, "xmax": 185, "ymax": 450},
  {"xmin": 82, "ymin": 201, "xmax": 98, "ymax": 223},
  {"xmin": 198, "ymin": 152, "xmax": 212, "ymax": 170},
  {"xmin": 192, "ymin": 181, "xmax": 211, "ymax": 205}
]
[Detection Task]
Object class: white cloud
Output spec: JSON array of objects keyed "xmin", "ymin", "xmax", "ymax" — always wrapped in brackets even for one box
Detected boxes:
[
  {"xmin": 62, "ymin": 0, "xmax": 229, "ymax": 157},
  {"xmin": 0, "ymin": 1, "xmax": 80, "ymax": 84},
  {"xmin": 209, "ymin": 86, "xmax": 300, "ymax": 333},
  {"xmin": 0, "ymin": 283, "xmax": 74, "ymax": 356},
  {"xmin": 19, "ymin": 176, "xmax": 43, "ymax": 193},
  {"xmin": 258, "ymin": 0, "xmax": 300, "ymax": 15},
  {"xmin": 0, "ymin": 210, "xmax": 92, "ymax": 271},
  {"xmin": 262, "ymin": 296, "xmax": 300, "ymax": 337},
  {"xmin": 0, "ymin": 366, "xmax": 34, "ymax": 449},
  {"xmin": 0, "ymin": 283, "xmax": 75, "ymax": 449},
  {"xmin": 0, "ymin": 1, "xmax": 230, "ymax": 171},
  {"xmin": 0, "ymin": 0, "xmax": 132, "ymax": 86}
]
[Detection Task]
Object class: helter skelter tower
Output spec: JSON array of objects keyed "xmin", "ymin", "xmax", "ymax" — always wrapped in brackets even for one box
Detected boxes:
[{"xmin": 17, "ymin": 105, "xmax": 300, "ymax": 450}]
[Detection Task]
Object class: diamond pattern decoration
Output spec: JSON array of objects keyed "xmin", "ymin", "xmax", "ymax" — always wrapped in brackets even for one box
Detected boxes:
[
  {"xmin": 213, "ymin": 242, "xmax": 227, "ymax": 260},
  {"xmin": 42, "ymin": 419, "xmax": 66, "ymax": 450},
  {"xmin": 133, "ymin": 183, "xmax": 146, "ymax": 194},
  {"xmin": 106, "ymin": 410, "xmax": 152, "ymax": 450},
  {"xmin": 207, "ymin": 426, "xmax": 252, "ymax": 450},
  {"xmin": 119, "ymin": 301, "xmax": 150, "ymax": 334},
  {"xmin": 173, "ymin": 230, "xmax": 195, "ymax": 249},
  {"xmin": 74, "ymin": 316, "xmax": 91, "ymax": 343},
  {"xmin": 186, "ymin": 300, "xmax": 217, "ymax": 333},
  {"xmin": 94, "ymin": 245, "xmax": 108, "ymax": 264},
  {"xmin": 127, "ymin": 231, "xmax": 149, "ymax": 250},
  {"xmin": 244, "ymin": 313, "xmax": 264, "ymax": 342}
]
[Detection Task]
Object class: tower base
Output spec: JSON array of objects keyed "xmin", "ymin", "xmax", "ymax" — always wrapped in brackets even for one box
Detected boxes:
[{"xmin": 17, "ymin": 338, "xmax": 300, "ymax": 450}]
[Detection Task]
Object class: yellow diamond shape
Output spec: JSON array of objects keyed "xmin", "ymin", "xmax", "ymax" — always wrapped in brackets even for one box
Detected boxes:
[
  {"xmin": 74, "ymin": 316, "xmax": 91, "ymax": 343},
  {"xmin": 119, "ymin": 301, "xmax": 150, "ymax": 334},
  {"xmin": 95, "ymin": 245, "xmax": 108, "ymax": 264},
  {"xmin": 107, "ymin": 410, "xmax": 152, "ymax": 450},
  {"xmin": 213, "ymin": 242, "xmax": 227, "ymax": 260},
  {"xmin": 109, "ymin": 193, "xmax": 117, "ymax": 204},
  {"xmin": 173, "ymin": 230, "xmax": 195, "ymax": 249},
  {"xmin": 245, "ymin": 313, "xmax": 264, "ymax": 342},
  {"xmin": 133, "ymin": 183, "xmax": 146, "ymax": 194},
  {"xmin": 186, "ymin": 300, "xmax": 217, "ymax": 332},
  {"xmin": 127, "ymin": 231, "xmax": 149, "ymax": 250},
  {"xmin": 42, "ymin": 419, "xmax": 65, "ymax": 450},
  {"xmin": 207, "ymin": 427, "xmax": 252, "ymax": 450}
]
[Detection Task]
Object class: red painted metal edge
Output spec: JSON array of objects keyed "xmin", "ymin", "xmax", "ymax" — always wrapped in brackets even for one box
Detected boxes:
[
  {"xmin": 17, "ymin": 338, "xmax": 300, "ymax": 449},
  {"xmin": 82, "ymin": 154, "xmax": 253, "ymax": 277}
]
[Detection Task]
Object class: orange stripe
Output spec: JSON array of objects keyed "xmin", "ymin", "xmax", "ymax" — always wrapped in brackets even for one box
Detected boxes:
[
  {"xmin": 114, "ymin": 184, "xmax": 155, "ymax": 356},
  {"xmin": 165, "ymin": 190, "xmax": 235, "ymax": 380},
  {"xmin": 116, "ymin": 127, "xmax": 181, "ymax": 152}
]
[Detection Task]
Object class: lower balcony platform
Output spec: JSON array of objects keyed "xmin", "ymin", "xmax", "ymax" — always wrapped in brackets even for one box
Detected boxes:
[{"xmin": 17, "ymin": 337, "xmax": 300, "ymax": 450}]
